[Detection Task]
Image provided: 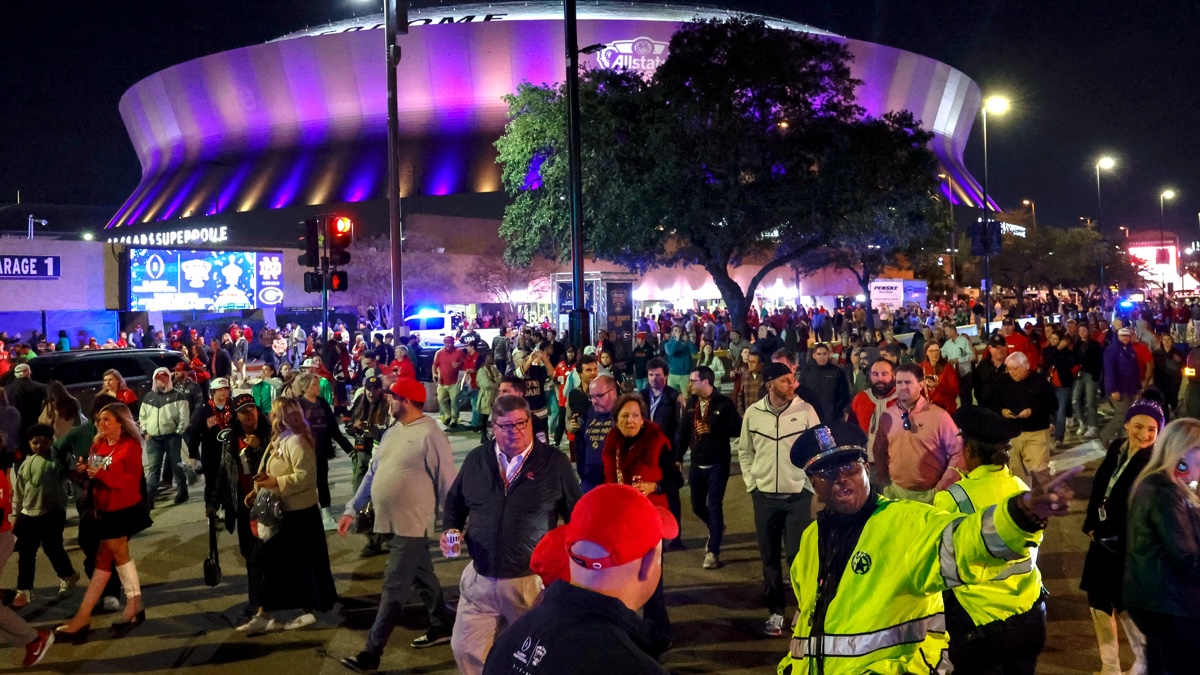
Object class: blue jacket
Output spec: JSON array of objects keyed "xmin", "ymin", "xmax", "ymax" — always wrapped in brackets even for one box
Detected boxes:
[
  {"xmin": 662, "ymin": 338, "xmax": 696, "ymax": 376},
  {"xmin": 1103, "ymin": 342, "xmax": 1141, "ymax": 395}
]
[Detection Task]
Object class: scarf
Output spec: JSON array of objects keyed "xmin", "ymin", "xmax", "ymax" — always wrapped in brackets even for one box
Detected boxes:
[{"xmin": 865, "ymin": 388, "xmax": 898, "ymax": 456}]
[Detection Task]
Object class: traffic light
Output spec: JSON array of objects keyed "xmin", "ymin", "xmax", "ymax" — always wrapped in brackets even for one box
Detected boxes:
[
  {"xmin": 328, "ymin": 215, "xmax": 353, "ymax": 266},
  {"xmin": 304, "ymin": 271, "xmax": 324, "ymax": 292},
  {"xmin": 298, "ymin": 218, "xmax": 321, "ymax": 267},
  {"xmin": 328, "ymin": 270, "xmax": 348, "ymax": 292}
]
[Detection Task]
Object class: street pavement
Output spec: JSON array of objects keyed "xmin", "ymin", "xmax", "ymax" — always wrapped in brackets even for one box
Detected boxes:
[{"xmin": 0, "ymin": 418, "xmax": 1130, "ymax": 674}]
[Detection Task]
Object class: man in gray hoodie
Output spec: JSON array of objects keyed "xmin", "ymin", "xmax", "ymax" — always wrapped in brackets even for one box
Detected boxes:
[{"xmin": 139, "ymin": 367, "xmax": 191, "ymax": 504}]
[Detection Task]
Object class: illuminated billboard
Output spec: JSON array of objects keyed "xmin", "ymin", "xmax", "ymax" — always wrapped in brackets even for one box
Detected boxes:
[{"xmin": 129, "ymin": 248, "xmax": 284, "ymax": 311}]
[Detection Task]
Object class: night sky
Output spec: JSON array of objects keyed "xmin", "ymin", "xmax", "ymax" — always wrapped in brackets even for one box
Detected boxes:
[{"xmin": 2, "ymin": 0, "xmax": 1197, "ymax": 239}]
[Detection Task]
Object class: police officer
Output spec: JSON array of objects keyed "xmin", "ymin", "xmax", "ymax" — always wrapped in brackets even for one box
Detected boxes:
[
  {"xmin": 779, "ymin": 422, "xmax": 1079, "ymax": 674},
  {"xmin": 935, "ymin": 406, "xmax": 1046, "ymax": 675}
]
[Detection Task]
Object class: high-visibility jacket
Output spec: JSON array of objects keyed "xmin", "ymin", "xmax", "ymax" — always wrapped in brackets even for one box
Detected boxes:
[
  {"xmin": 779, "ymin": 495, "xmax": 1039, "ymax": 675},
  {"xmin": 933, "ymin": 465, "xmax": 1044, "ymax": 625}
]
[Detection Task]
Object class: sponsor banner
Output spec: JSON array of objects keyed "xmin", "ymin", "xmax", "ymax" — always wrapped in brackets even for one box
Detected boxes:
[
  {"xmin": 557, "ymin": 281, "xmax": 596, "ymax": 314},
  {"xmin": 605, "ymin": 282, "xmax": 634, "ymax": 344}
]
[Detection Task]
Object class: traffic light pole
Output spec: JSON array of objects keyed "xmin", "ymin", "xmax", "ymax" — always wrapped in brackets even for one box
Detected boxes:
[
  {"xmin": 385, "ymin": 0, "xmax": 407, "ymax": 330},
  {"xmin": 321, "ymin": 218, "xmax": 330, "ymax": 348},
  {"xmin": 564, "ymin": 0, "xmax": 590, "ymax": 349}
]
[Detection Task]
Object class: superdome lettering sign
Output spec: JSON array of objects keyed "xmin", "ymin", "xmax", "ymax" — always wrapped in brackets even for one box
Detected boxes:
[{"xmin": 108, "ymin": 226, "xmax": 228, "ymax": 246}]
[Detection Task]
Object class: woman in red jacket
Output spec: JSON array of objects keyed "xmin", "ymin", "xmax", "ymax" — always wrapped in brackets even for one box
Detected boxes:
[
  {"xmin": 57, "ymin": 402, "xmax": 151, "ymax": 640},
  {"xmin": 920, "ymin": 342, "xmax": 960, "ymax": 413},
  {"xmin": 600, "ymin": 393, "xmax": 681, "ymax": 649},
  {"xmin": 99, "ymin": 370, "xmax": 138, "ymax": 408}
]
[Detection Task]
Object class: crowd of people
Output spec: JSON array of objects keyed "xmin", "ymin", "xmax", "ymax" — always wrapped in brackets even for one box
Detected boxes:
[{"xmin": 0, "ymin": 290, "xmax": 1199, "ymax": 671}]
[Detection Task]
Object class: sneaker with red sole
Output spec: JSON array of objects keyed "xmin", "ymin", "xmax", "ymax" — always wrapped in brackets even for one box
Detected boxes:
[{"xmin": 24, "ymin": 629, "xmax": 53, "ymax": 667}]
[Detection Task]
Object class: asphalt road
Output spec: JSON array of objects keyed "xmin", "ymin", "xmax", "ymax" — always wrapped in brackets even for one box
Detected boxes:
[{"xmin": 0, "ymin": 419, "xmax": 1130, "ymax": 674}]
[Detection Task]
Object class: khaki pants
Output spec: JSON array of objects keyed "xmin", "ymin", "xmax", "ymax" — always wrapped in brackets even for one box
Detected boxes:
[
  {"xmin": 451, "ymin": 562, "xmax": 543, "ymax": 675},
  {"xmin": 1009, "ymin": 428, "xmax": 1051, "ymax": 483},
  {"xmin": 881, "ymin": 483, "xmax": 938, "ymax": 504},
  {"xmin": 437, "ymin": 383, "xmax": 460, "ymax": 424}
]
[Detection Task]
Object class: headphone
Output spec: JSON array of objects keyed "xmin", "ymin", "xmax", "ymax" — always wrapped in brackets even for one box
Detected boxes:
[{"xmin": 1177, "ymin": 460, "xmax": 1190, "ymax": 477}]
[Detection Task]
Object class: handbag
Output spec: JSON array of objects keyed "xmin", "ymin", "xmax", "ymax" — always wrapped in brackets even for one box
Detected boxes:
[
  {"xmin": 248, "ymin": 445, "xmax": 283, "ymax": 540},
  {"xmin": 203, "ymin": 514, "xmax": 222, "ymax": 587},
  {"xmin": 352, "ymin": 501, "xmax": 375, "ymax": 534}
]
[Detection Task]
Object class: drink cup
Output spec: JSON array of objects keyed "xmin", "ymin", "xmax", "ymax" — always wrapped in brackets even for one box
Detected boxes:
[{"xmin": 445, "ymin": 530, "xmax": 462, "ymax": 558}]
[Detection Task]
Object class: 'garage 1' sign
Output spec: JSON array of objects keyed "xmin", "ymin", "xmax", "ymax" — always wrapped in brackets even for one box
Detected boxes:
[{"xmin": 0, "ymin": 255, "xmax": 60, "ymax": 279}]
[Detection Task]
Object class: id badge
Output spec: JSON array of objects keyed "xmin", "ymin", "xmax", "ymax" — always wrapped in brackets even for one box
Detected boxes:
[{"xmin": 1098, "ymin": 505, "xmax": 1107, "ymax": 522}]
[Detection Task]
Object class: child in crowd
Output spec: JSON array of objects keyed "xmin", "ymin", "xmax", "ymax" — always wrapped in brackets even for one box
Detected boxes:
[{"xmin": 12, "ymin": 424, "xmax": 78, "ymax": 609}]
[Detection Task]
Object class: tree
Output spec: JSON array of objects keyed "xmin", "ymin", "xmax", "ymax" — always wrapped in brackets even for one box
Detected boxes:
[
  {"xmin": 463, "ymin": 257, "xmax": 556, "ymax": 317},
  {"xmin": 787, "ymin": 112, "xmax": 950, "ymax": 329},
  {"xmin": 497, "ymin": 17, "xmax": 919, "ymax": 335},
  {"xmin": 340, "ymin": 234, "xmax": 453, "ymax": 327}
]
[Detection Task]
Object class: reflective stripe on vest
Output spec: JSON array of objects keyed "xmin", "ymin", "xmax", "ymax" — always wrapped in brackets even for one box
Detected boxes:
[
  {"xmin": 939, "ymin": 519, "xmax": 964, "ymax": 588},
  {"xmin": 980, "ymin": 505, "xmax": 1022, "ymax": 561},
  {"xmin": 788, "ymin": 613, "xmax": 946, "ymax": 658},
  {"xmin": 990, "ymin": 557, "xmax": 1035, "ymax": 582},
  {"xmin": 946, "ymin": 483, "xmax": 975, "ymax": 514}
]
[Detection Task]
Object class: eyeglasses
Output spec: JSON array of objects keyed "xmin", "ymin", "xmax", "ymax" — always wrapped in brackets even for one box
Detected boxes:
[
  {"xmin": 588, "ymin": 389, "xmax": 615, "ymax": 402},
  {"xmin": 810, "ymin": 458, "xmax": 865, "ymax": 483},
  {"xmin": 901, "ymin": 411, "xmax": 912, "ymax": 431},
  {"xmin": 493, "ymin": 418, "xmax": 531, "ymax": 434}
]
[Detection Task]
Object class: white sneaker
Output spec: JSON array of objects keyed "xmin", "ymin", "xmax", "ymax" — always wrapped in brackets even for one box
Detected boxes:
[
  {"xmin": 703, "ymin": 552, "xmax": 721, "ymax": 569},
  {"xmin": 764, "ymin": 613, "xmax": 785, "ymax": 637},
  {"xmin": 236, "ymin": 615, "xmax": 277, "ymax": 634},
  {"xmin": 283, "ymin": 613, "xmax": 316, "ymax": 631},
  {"xmin": 12, "ymin": 590, "xmax": 31, "ymax": 609},
  {"xmin": 1085, "ymin": 426, "xmax": 1099, "ymax": 438},
  {"xmin": 102, "ymin": 595, "xmax": 122, "ymax": 612},
  {"xmin": 321, "ymin": 510, "xmax": 338, "ymax": 532},
  {"xmin": 59, "ymin": 573, "xmax": 80, "ymax": 597}
]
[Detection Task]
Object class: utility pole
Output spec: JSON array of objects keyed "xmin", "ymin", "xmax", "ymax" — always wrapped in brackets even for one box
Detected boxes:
[
  {"xmin": 385, "ymin": 0, "xmax": 408, "ymax": 330},
  {"xmin": 563, "ymin": 0, "xmax": 590, "ymax": 348}
]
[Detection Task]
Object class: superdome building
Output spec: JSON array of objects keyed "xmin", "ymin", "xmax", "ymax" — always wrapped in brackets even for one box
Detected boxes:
[{"xmin": 106, "ymin": 1, "xmax": 993, "ymax": 249}]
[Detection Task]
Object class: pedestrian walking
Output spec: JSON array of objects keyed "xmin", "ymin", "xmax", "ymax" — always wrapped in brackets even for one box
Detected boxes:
[
  {"xmin": 441, "ymin": 395, "xmax": 581, "ymax": 674},
  {"xmin": 433, "ymin": 337, "xmax": 465, "ymax": 428},
  {"xmin": 237, "ymin": 397, "xmax": 338, "ymax": 634},
  {"xmin": 139, "ymin": 367, "xmax": 191, "ymax": 505},
  {"xmin": 984, "ymin": 353, "xmax": 1057, "ymax": 483},
  {"xmin": 56, "ymin": 403, "xmax": 151, "ymax": 640},
  {"xmin": 1080, "ymin": 398, "xmax": 1162, "ymax": 674},
  {"xmin": 482, "ymin": 484, "xmax": 672, "ymax": 675},
  {"xmin": 1125, "ymin": 417, "xmax": 1200, "ymax": 673},
  {"xmin": 186, "ymin": 378, "xmax": 233, "ymax": 505},
  {"xmin": 737, "ymin": 362, "xmax": 816, "ymax": 635},
  {"xmin": 1101, "ymin": 327, "xmax": 1143, "ymax": 445},
  {"xmin": 338, "ymin": 378, "xmax": 458, "ymax": 674},
  {"xmin": 871, "ymin": 363, "xmax": 964, "ymax": 503},
  {"xmin": 11, "ymin": 424, "xmax": 78, "ymax": 610},
  {"xmin": 0, "ymin": 448, "xmax": 55, "ymax": 666}
]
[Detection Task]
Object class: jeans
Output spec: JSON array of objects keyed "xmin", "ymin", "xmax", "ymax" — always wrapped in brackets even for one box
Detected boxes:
[
  {"xmin": 145, "ymin": 433, "xmax": 186, "ymax": 498},
  {"xmin": 365, "ymin": 535, "xmax": 455, "ymax": 657},
  {"xmin": 456, "ymin": 387, "xmax": 479, "ymax": 427},
  {"xmin": 1071, "ymin": 373, "xmax": 1098, "ymax": 430},
  {"xmin": 689, "ymin": 463, "xmax": 729, "ymax": 553},
  {"xmin": 14, "ymin": 511, "xmax": 76, "ymax": 591},
  {"xmin": 751, "ymin": 489, "xmax": 812, "ymax": 615},
  {"xmin": 546, "ymin": 395, "xmax": 562, "ymax": 445},
  {"xmin": 1053, "ymin": 387, "xmax": 1071, "ymax": 441}
]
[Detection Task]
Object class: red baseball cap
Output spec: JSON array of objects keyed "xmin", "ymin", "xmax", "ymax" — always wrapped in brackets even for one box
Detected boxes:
[
  {"xmin": 564, "ymin": 484, "xmax": 678, "ymax": 570},
  {"xmin": 385, "ymin": 377, "xmax": 426, "ymax": 405},
  {"xmin": 530, "ymin": 524, "xmax": 571, "ymax": 587}
]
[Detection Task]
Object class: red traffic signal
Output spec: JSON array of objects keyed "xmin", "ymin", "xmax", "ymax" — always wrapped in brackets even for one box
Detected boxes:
[
  {"xmin": 328, "ymin": 215, "xmax": 353, "ymax": 266},
  {"xmin": 328, "ymin": 270, "xmax": 348, "ymax": 292}
]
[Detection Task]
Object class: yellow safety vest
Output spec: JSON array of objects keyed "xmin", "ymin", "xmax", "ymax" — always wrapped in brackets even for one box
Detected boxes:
[
  {"xmin": 779, "ymin": 495, "xmax": 1038, "ymax": 675},
  {"xmin": 933, "ymin": 465, "xmax": 1044, "ymax": 625}
]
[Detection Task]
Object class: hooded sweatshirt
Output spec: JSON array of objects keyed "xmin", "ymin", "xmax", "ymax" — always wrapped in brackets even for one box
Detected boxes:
[{"xmin": 139, "ymin": 368, "xmax": 190, "ymax": 437}]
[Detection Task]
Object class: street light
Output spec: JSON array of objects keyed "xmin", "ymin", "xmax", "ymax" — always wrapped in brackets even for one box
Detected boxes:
[
  {"xmin": 1159, "ymin": 189, "xmax": 1177, "ymax": 285},
  {"xmin": 980, "ymin": 94, "xmax": 1010, "ymax": 326},
  {"xmin": 1095, "ymin": 156, "xmax": 1116, "ymax": 289},
  {"xmin": 1022, "ymin": 199, "xmax": 1037, "ymax": 232}
]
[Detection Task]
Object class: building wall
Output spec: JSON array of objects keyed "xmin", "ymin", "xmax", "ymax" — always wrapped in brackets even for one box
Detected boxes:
[{"xmin": 0, "ymin": 238, "xmax": 119, "ymax": 310}]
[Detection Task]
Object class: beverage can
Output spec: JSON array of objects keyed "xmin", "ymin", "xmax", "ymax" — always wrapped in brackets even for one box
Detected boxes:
[{"xmin": 445, "ymin": 530, "xmax": 462, "ymax": 558}]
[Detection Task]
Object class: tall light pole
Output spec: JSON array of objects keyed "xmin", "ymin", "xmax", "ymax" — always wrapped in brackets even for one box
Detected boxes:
[
  {"xmin": 979, "ymin": 94, "xmax": 1009, "ymax": 327},
  {"xmin": 1095, "ymin": 156, "xmax": 1115, "ymax": 291},
  {"xmin": 563, "ymin": 0, "xmax": 590, "ymax": 348},
  {"xmin": 1022, "ymin": 199, "xmax": 1037, "ymax": 233},
  {"xmin": 1160, "ymin": 189, "xmax": 1177, "ymax": 289},
  {"xmin": 384, "ymin": 0, "xmax": 408, "ymax": 328}
]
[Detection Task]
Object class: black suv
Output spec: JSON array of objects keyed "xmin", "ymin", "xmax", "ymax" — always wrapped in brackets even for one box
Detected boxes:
[{"xmin": 0, "ymin": 349, "xmax": 186, "ymax": 413}]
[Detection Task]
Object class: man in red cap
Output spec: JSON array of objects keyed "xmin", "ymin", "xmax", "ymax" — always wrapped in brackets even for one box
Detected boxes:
[
  {"xmin": 338, "ymin": 378, "xmax": 458, "ymax": 674},
  {"xmin": 483, "ymin": 484, "xmax": 672, "ymax": 674}
]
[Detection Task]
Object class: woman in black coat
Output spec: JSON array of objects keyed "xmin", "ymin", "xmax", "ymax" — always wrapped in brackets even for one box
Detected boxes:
[
  {"xmin": 1080, "ymin": 399, "xmax": 1162, "ymax": 674},
  {"xmin": 1124, "ymin": 417, "xmax": 1200, "ymax": 673}
]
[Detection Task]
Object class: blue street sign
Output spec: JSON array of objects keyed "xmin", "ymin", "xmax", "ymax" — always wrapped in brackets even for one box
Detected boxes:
[{"xmin": 0, "ymin": 255, "xmax": 61, "ymax": 279}]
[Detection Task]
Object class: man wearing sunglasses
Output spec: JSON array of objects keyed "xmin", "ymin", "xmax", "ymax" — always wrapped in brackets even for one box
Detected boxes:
[
  {"xmin": 871, "ymin": 363, "xmax": 964, "ymax": 504},
  {"xmin": 779, "ymin": 422, "xmax": 1080, "ymax": 675}
]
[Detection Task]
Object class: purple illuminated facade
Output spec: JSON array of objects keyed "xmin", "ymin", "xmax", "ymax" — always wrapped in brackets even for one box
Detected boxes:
[{"xmin": 107, "ymin": 2, "xmax": 993, "ymax": 235}]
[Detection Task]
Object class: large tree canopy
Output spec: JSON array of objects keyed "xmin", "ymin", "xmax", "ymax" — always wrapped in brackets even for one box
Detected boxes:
[{"xmin": 495, "ymin": 17, "xmax": 944, "ymax": 333}]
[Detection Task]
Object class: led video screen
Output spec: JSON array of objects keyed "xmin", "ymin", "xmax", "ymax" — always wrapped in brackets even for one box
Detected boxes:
[{"xmin": 129, "ymin": 248, "xmax": 284, "ymax": 311}]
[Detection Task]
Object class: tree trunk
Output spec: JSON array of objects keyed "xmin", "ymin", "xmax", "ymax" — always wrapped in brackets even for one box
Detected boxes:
[{"xmin": 706, "ymin": 263, "xmax": 752, "ymax": 336}]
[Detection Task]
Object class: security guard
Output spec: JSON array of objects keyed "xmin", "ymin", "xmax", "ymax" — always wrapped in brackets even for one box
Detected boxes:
[
  {"xmin": 779, "ymin": 421, "xmax": 1078, "ymax": 675},
  {"xmin": 935, "ymin": 406, "xmax": 1046, "ymax": 674}
]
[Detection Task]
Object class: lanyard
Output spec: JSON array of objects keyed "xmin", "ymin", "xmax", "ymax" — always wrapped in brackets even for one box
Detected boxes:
[{"xmin": 1102, "ymin": 446, "xmax": 1138, "ymax": 504}]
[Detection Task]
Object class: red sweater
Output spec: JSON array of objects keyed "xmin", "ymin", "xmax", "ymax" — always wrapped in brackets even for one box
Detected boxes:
[
  {"xmin": 601, "ymin": 422, "xmax": 672, "ymax": 509},
  {"xmin": 90, "ymin": 436, "xmax": 145, "ymax": 513}
]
